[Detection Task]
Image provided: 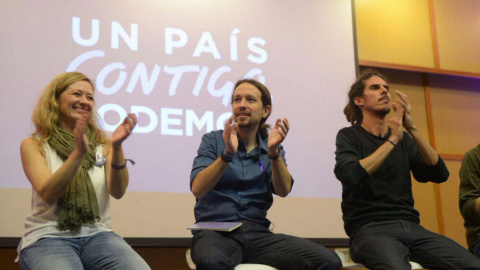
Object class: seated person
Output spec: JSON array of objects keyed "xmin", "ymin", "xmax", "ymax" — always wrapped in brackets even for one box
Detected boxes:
[
  {"xmin": 17, "ymin": 72, "xmax": 150, "ymax": 270},
  {"xmin": 334, "ymin": 69, "xmax": 480, "ymax": 270},
  {"xmin": 460, "ymin": 143, "xmax": 480, "ymax": 257},
  {"xmin": 189, "ymin": 79, "xmax": 342, "ymax": 270}
]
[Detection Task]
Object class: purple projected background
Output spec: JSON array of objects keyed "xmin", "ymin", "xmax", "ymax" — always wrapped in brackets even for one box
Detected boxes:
[{"xmin": 0, "ymin": 0, "xmax": 356, "ymax": 198}]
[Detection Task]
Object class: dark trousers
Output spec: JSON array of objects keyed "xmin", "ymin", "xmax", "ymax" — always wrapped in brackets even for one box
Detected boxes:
[
  {"xmin": 473, "ymin": 242, "xmax": 480, "ymax": 258},
  {"xmin": 350, "ymin": 220, "xmax": 480, "ymax": 270},
  {"xmin": 191, "ymin": 221, "xmax": 342, "ymax": 270}
]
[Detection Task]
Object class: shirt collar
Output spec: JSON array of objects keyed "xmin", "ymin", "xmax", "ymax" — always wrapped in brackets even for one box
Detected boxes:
[
  {"xmin": 257, "ymin": 132, "xmax": 268, "ymax": 153},
  {"xmin": 237, "ymin": 132, "xmax": 268, "ymax": 154}
]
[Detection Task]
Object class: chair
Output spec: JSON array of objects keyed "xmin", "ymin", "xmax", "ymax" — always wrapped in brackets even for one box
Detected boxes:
[
  {"xmin": 186, "ymin": 248, "xmax": 278, "ymax": 270},
  {"xmin": 335, "ymin": 248, "xmax": 425, "ymax": 269}
]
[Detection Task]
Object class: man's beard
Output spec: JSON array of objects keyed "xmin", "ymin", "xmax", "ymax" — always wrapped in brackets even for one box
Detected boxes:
[
  {"xmin": 237, "ymin": 121, "xmax": 256, "ymax": 129},
  {"xmin": 373, "ymin": 106, "xmax": 391, "ymax": 116}
]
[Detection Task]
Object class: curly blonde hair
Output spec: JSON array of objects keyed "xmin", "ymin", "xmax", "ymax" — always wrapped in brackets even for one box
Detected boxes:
[{"xmin": 32, "ymin": 72, "xmax": 108, "ymax": 144}]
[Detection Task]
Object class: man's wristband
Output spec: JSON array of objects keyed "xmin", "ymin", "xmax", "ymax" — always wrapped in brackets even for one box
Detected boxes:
[
  {"xmin": 220, "ymin": 151, "xmax": 234, "ymax": 163},
  {"xmin": 387, "ymin": 139, "xmax": 397, "ymax": 147},
  {"xmin": 268, "ymin": 153, "xmax": 280, "ymax": 160}
]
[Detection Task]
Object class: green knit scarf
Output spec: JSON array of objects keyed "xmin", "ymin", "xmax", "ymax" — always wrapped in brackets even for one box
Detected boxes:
[{"xmin": 48, "ymin": 127, "xmax": 101, "ymax": 232}]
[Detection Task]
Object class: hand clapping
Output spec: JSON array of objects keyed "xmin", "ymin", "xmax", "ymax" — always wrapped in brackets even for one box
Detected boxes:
[
  {"xmin": 112, "ymin": 113, "xmax": 137, "ymax": 147},
  {"xmin": 268, "ymin": 118, "xmax": 289, "ymax": 152},
  {"xmin": 73, "ymin": 111, "xmax": 90, "ymax": 154},
  {"xmin": 222, "ymin": 115, "xmax": 239, "ymax": 154}
]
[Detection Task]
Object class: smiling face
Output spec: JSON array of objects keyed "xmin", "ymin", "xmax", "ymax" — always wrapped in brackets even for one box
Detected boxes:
[
  {"xmin": 354, "ymin": 75, "xmax": 392, "ymax": 116},
  {"xmin": 232, "ymin": 82, "xmax": 271, "ymax": 130},
  {"xmin": 57, "ymin": 80, "xmax": 94, "ymax": 131}
]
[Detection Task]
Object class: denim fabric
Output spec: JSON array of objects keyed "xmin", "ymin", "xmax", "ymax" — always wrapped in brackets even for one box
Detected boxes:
[
  {"xmin": 191, "ymin": 130, "xmax": 293, "ymax": 227},
  {"xmin": 350, "ymin": 220, "xmax": 480, "ymax": 270},
  {"xmin": 19, "ymin": 232, "xmax": 150, "ymax": 270},
  {"xmin": 191, "ymin": 221, "xmax": 342, "ymax": 270}
]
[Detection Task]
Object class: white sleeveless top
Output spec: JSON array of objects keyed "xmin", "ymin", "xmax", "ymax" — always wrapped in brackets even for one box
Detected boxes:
[{"xmin": 17, "ymin": 142, "xmax": 113, "ymax": 259}]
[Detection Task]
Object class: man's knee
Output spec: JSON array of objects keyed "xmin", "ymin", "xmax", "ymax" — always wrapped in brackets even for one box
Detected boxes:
[
  {"xmin": 193, "ymin": 249, "xmax": 237, "ymax": 270},
  {"xmin": 194, "ymin": 256, "xmax": 235, "ymax": 270},
  {"xmin": 362, "ymin": 257, "xmax": 411, "ymax": 270},
  {"xmin": 314, "ymin": 252, "xmax": 342, "ymax": 270}
]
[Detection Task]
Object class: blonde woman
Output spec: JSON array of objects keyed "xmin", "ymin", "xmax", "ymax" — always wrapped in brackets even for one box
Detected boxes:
[{"xmin": 17, "ymin": 72, "xmax": 150, "ymax": 270}]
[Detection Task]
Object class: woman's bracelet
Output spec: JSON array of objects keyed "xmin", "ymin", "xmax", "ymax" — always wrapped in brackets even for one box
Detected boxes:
[{"xmin": 111, "ymin": 159, "xmax": 136, "ymax": 169}]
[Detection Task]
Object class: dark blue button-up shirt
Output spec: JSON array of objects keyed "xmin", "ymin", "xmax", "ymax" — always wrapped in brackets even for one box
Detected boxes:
[{"xmin": 190, "ymin": 130, "xmax": 292, "ymax": 227}]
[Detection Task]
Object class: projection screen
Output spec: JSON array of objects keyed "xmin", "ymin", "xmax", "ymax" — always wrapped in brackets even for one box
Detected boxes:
[{"xmin": 0, "ymin": 0, "xmax": 356, "ymax": 240}]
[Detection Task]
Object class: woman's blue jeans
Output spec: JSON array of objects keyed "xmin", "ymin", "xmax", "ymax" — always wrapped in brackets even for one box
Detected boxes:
[{"xmin": 19, "ymin": 231, "xmax": 150, "ymax": 270}]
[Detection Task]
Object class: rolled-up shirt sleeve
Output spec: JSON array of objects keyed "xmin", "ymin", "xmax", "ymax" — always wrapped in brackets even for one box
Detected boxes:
[
  {"xmin": 408, "ymin": 137, "xmax": 449, "ymax": 184},
  {"xmin": 190, "ymin": 132, "xmax": 221, "ymax": 190}
]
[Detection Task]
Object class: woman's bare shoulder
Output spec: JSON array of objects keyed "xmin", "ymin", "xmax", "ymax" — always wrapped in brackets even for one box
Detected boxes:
[{"xmin": 21, "ymin": 137, "xmax": 45, "ymax": 157}]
